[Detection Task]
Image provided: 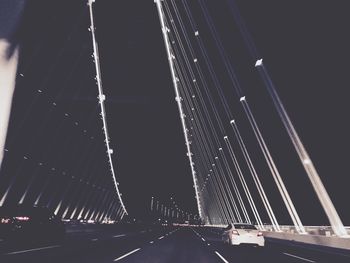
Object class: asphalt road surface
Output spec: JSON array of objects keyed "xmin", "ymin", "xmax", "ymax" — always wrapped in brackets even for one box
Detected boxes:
[{"xmin": 0, "ymin": 225, "xmax": 349, "ymax": 263}]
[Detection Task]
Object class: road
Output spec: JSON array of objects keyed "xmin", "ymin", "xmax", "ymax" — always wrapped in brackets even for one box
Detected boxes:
[{"xmin": 0, "ymin": 225, "xmax": 349, "ymax": 263}]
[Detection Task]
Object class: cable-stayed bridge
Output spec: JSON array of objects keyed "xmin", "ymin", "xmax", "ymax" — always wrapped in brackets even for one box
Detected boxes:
[{"xmin": 0, "ymin": 0, "xmax": 349, "ymax": 262}]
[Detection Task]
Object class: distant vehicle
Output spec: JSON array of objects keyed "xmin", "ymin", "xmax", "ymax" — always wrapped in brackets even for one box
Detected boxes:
[
  {"xmin": 222, "ymin": 223, "xmax": 265, "ymax": 247},
  {"xmin": 0, "ymin": 205, "xmax": 65, "ymax": 242}
]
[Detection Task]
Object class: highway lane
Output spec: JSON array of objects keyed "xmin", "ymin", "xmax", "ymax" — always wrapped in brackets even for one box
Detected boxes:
[
  {"xmin": 194, "ymin": 227, "xmax": 350, "ymax": 263},
  {"xmin": 0, "ymin": 224, "xmax": 171, "ymax": 263},
  {"xmin": 1, "ymin": 225, "xmax": 349, "ymax": 262}
]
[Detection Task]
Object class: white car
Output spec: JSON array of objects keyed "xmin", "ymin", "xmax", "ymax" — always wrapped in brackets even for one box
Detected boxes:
[{"xmin": 222, "ymin": 223, "xmax": 265, "ymax": 247}]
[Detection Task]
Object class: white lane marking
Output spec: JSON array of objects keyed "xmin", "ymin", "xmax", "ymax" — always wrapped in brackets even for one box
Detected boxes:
[
  {"xmin": 283, "ymin": 252, "xmax": 315, "ymax": 263},
  {"xmin": 6, "ymin": 245, "xmax": 61, "ymax": 255},
  {"xmin": 113, "ymin": 248, "xmax": 141, "ymax": 261},
  {"xmin": 149, "ymin": 241, "xmax": 154, "ymax": 244},
  {"xmin": 113, "ymin": 234, "xmax": 126, "ymax": 238},
  {"xmin": 158, "ymin": 236, "xmax": 164, "ymax": 240},
  {"xmin": 201, "ymin": 237, "xmax": 206, "ymax": 242},
  {"xmin": 215, "ymin": 251, "xmax": 230, "ymax": 263},
  {"xmin": 91, "ymin": 238, "xmax": 99, "ymax": 241}
]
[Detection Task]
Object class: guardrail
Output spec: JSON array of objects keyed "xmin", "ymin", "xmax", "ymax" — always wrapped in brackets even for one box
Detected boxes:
[
  {"xmin": 205, "ymin": 224, "xmax": 350, "ymax": 250},
  {"xmin": 263, "ymin": 225, "xmax": 350, "ymax": 237}
]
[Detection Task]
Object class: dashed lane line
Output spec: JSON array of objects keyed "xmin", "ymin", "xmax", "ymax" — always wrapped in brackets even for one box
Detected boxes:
[
  {"xmin": 283, "ymin": 252, "xmax": 316, "ymax": 263},
  {"xmin": 215, "ymin": 251, "xmax": 230, "ymax": 263},
  {"xmin": 113, "ymin": 234, "xmax": 127, "ymax": 238},
  {"xmin": 6, "ymin": 245, "xmax": 61, "ymax": 255},
  {"xmin": 113, "ymin": 248, "xmax": 141, "ymax": 261}
]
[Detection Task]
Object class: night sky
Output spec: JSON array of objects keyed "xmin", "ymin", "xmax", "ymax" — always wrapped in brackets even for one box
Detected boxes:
[{"xmin": 1, "ymin": 0, "xmax": 350, "ymax": 225}]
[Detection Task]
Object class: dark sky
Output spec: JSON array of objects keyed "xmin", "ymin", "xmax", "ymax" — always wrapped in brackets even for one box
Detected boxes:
[{"xmin": 1, "ymin": 0, "xmax": 350, "ymax": 225}]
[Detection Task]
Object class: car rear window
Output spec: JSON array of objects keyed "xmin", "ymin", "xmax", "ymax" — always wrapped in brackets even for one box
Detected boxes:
[{"xmin": 234, "ymin": 224, "xmax": 257, "ymax": 230}]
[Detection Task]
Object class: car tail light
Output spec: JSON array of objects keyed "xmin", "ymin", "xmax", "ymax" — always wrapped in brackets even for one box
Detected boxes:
[
  {"xmin": 1, "ymin": 218, "xmax": 11, "ymax": 224},
  {"xmin": 15, "ymin": 216, "xmax": 30, "ymax": 221},
  {"xmin": 257, "ymin": 231, "xmax": 263, "ymax": 237},
  {"xmin": 231, "ymin": 230, "xmax": 240, "ymax": 235}
]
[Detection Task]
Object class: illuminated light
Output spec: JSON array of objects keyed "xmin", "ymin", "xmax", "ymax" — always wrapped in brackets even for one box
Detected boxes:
[
  {"xmin": 19, "ymin": 73, "xmax": 24, "ymax": 77},
  {"xmin": 37, "ymin": 89, "xmax": 42, "ymax": 93},
  {"xmin": 255, "ymin": 58, "xmax": 263, "ymax": 67},
  {"xmin": 240, "ymin": 96, "xmax": 246, "ymax": 102},
  {"xmin": 219, "ymin": 148, "xmax": 223, "ymax": 151},
  {"xmin": 193, "ymin": 79, "xmax": 196, "ymax": 83},
  {"xmin": 1, "ymin": 218, "xmax": 11, "ymax": 224},
  {"xmin": 224, "ymin": 136, "xmax": 228, "ymax": 139},
  {"xmin": 231, "ymin": 230, "xmax": 239, "ymax": 235},
  {"xmin": 15, "ymin": 216, "xmax": 30, "ymax": 221},
  {"xmin": 54, "ymin": 202, "xmax": 62, "ymax": 215},
  {"xmin": 194, "ymin": 58, "xmax": 198, "ymax": 63},
  {"xmin": 88, "ymin": 0, "xmax": 95, "ymax": 6},
  {"xmin": 303, "ymin": 159, "xmax": 311, "ymax": 165},
  {"xmin": 215, "ymin": 157, "xmax": 218, "ymax": 159},
  {"xmin": 212, "ymin": 164, "xmax": 215, "ymax": 166},
  {"xmin": 99, "ymin": 94, "xmax": 106, "ymax": 102},
  {"xmin": 52, "ymin": 102, "xmax": 57, "ymax": 106},
  {"xmin": 195, "ymin": 31, "xmax": 199, "ymax": 36},
  {"xmin": 108, "ymin": 149, "xmax": 114, "ymax": 154}
]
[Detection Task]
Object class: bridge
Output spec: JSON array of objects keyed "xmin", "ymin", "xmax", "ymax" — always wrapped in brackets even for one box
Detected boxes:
[{"xmin": 0, "ymin": 0, "xmax": 349, "ymax": 262}]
